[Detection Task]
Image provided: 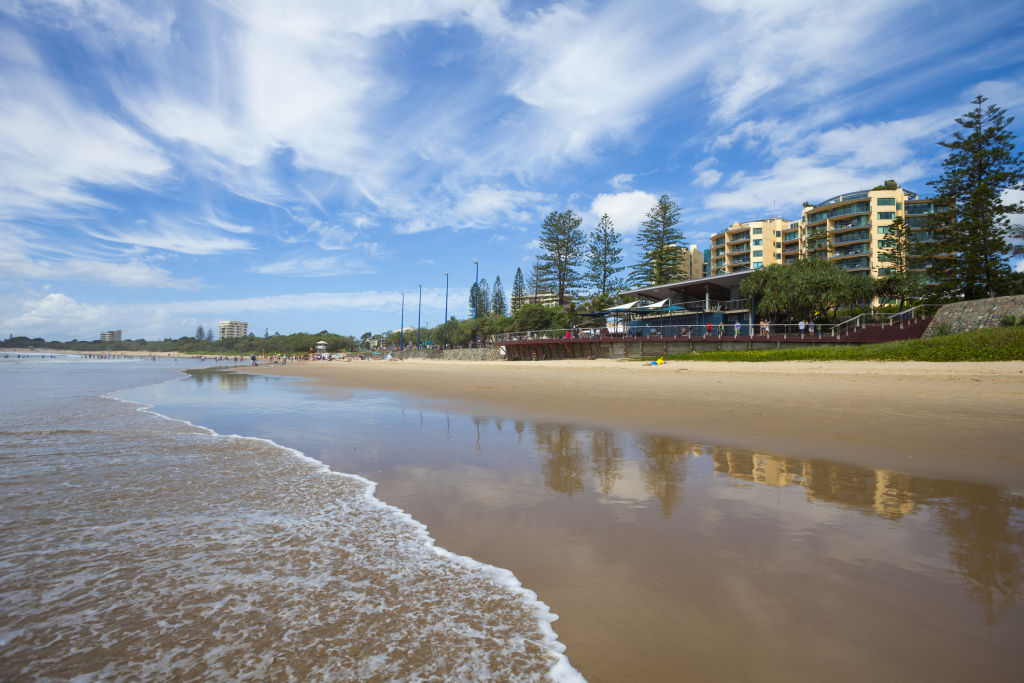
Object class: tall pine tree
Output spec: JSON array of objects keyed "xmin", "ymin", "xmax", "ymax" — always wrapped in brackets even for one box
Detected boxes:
[
  {"xmin": 477, "ymin": 278, "xmax": 490, "ymax": 316},
  {"xmin": 526, "ymin": 258, "xmax": 552, "ymax": 300},
  {"xmin": 511, "ymin": 267, "xmax": 526, "ymax": 313},
  {"xmin": 925, "ymin": 95, "xmax": 1024, "ymax": 300},
  {"xmin": 538, "ymin": 209, "xmax": 585, "ymax": 305},
  {"xmin": 585, "ymin": 213, "xmax": 625, "ymax": 296},
  {"xmin": 630, "ymin": 194, "xmax": 685, "ymax": 286},
  {"xmin": 491, "ymin": 275, "xmax": 508, "ymax": 316}
]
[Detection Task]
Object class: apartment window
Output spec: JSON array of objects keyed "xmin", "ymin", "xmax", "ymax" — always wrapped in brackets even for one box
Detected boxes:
[
  {"xmin": 753, "ymin": 250, "xmax": 763, "ymax": 257},
  {"xmin": 774, "ymin": 241, "xmax": 781, "ymax": 247},
  {"xmin": 878, "ymin": 240, "xmax": 893, "ymax": 248},
  {"xmin": 877, "ymin": 197, "xmax": 896, "ymax": 206},
  {"xmin": 896, "ymin": 203, "xmax": 902, "ymax": 210},
  {"xmin": 753, "ymin": 262, "xmax": 763, "ymax": 269},
  {"xmin": 775, "ymin": 252, "xmax": 781, "ymax": 259},
  {"xmin": 878, "ymin": 212, "xmax": 895, "ymax": 220},
  {"xmin": 753, "ymin": 239, "xmax": 762, "ymax": 246},
  {"xmin": 753, "ymin": 228, "xmax": 762, "ymax": 235}
]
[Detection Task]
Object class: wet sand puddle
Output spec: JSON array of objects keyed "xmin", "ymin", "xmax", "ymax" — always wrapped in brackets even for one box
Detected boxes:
[{"xmin": 0, "ymin": 391, "xmax": 576, "ymax": 681}]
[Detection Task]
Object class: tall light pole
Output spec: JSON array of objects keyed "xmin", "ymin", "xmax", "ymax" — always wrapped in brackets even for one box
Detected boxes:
[
  {"xmin": 474, "ymin": 260, "xmax": 479, "ymax": 320},
  {"xmin": 400, "ymin": 291, "xmax": 404, "ymax": 351},
  {"xmin": 444, "ymin": 272, "xmax": 449, "ymax": 323},
  {"xmin": 417, "ymin": 284, "xmax": 422, "ymax": 348}
]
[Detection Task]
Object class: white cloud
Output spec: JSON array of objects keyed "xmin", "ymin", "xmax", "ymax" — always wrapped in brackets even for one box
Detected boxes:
[
  {"xmin": 0, "ymin": 34, "xmax": 170, "ymax": 218},
  {"xmin": 610, "ymin": 173, "xmax": 634, "ymax": 190},
  {"xmin": 0, "ymin": 224, "xmax": 201, "ymax": 289},
  {"xmin": 251, "ymin": 256, "xmax": 374, "ymax": 277},
  {"xmin": 694, "ymin": 169, "xmax": 722, "ymax": 189},
  {"xmin": 589, "ymin": 191, "xmax": 657, "ymax": 234},
  {"xmin": 394, "ymin": 185, "xmax": 548, "ymax": 234},
  {"xmin": 85, "ymin": 220, "xmax": 253, "ymax": 255}
]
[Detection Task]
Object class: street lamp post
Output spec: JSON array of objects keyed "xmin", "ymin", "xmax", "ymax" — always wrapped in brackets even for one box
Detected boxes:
[
  {"xmin": 400, "ymin": 292, "xmax": 404, "ymax": 351},
  {"xmin": 417, "ymin": 284, "xmax": 422, "ymax": 348}
]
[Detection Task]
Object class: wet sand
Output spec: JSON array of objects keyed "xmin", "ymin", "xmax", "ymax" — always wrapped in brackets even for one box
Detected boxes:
[
  {"xmin": 247, "ymin": 359, "xmax": 1024, "ymax": 489},
  {"xmin": 236, "ymin": 358, "xmax": 1024, "ymax": 681}
]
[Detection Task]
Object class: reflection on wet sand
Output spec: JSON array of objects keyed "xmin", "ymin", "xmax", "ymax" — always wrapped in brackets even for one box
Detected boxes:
[
  {"xmin": 155, "ymin": 372, "xmax": 1024, "ymax": 680},
  {"xmin": 528, "ymin": 424, "xmax": 1024, "ymax": 621}
]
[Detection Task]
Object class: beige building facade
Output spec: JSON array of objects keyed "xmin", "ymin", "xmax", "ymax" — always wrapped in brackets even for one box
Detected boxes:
[
  {"xmin": 219, "ymin": 320, "xmax": 249, "ymax": 339},
  {"xmin": 782, "ymin": 187, "xmax": 942, "ymax": 279},
  {"xmin": 711, "ymin": 186, "xmax": 943, "ymax": 281},
  {"xmin": 709, "ymin": 217, "xmax": 788, "ymax": 275}
]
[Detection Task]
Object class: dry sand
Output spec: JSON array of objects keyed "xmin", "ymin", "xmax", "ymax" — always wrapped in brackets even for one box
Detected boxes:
[{"xmin": 247, "ymin": 358, "xmax": 1024, "ymax": 488}]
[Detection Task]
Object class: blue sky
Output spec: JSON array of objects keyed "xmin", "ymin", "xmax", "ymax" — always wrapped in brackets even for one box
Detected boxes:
[{"xmin": 2, "ymin": 0, "xmax": 1022, "ymax": 341}]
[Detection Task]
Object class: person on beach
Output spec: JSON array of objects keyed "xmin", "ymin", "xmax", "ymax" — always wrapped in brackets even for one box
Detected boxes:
[
  {"xmin": 250, "ymin": 354, "xmax": 257, "ymax": 366},
  {"xmin": 705, "ymin": 322, "xmax": 712, "ymax": 337},
  {"xmin": 799, "ymin": 320, "xmax": 807, "ymax": 335},
  {"xmin": 734, "ymin": 320, "xmax": 741, "ymax": 337}
]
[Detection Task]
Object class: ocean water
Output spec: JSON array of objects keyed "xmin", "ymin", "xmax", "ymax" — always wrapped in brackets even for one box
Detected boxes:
[{"xmin": 0, "ymin": 356, "xmax": 579, "ymax": 681}]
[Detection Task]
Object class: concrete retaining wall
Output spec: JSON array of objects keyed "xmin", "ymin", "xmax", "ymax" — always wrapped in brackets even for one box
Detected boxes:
[
  {"xmin": 395, "ymin": 348, "xmax": 504, "ymax": 361},
  {"xmin": 503, "ymin": 338, "xmax": 841, "ymax": 361},
  {"xmin": 923, "ymin": 294, "xmax": 1024, "ymax": 337}
]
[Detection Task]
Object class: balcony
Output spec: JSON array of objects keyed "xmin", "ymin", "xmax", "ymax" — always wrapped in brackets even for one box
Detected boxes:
[
  {"xmin": 837, "ymin": 257, "xmax": 871, "ymax": 271},
  {"xmin": 730, "ymin": 256, "xmax": 751, "ymax": 264},
  {"xmin": 832, "ymin": 230, "xmax": 871, "ymax": 246},
  {"xmin": 831, "ymin": 245, "xmax": 871, "ymax": 259},
  {"xmin": 728, "ymin": 246, "xmax": 751, "ymax": 256},
  {"xmin": 831, "ymin": 216, "xmax": 871, "ymax": 231},
  {"xmin": 783, "ymin": 245, "xmax": 800, "ymax": 254}
]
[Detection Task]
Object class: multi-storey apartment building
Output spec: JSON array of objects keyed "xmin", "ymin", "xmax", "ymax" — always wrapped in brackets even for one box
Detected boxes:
[
  {"xmin": 218, "ymin": 320, "xmax": 249, "ymax": 339},
  {"xmin": 100, "ymin": 330, "xmax": 122, "ymax": 342},
  {"xmin": 670, "ymin": 244, "xmax": 705, "ymax": 280},
  {"xmin": 708, "ymin": 217, "xmax": 788, "ymax": 275},
  {"xmin": 782, "ymin": 186, "xmax": 943, "ymax": 278}
]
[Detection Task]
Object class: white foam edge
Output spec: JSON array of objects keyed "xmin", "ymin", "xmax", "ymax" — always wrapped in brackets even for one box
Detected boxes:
[{"xmin": 105, "ymin": 383, "xmax": 586, "ymax": 682}]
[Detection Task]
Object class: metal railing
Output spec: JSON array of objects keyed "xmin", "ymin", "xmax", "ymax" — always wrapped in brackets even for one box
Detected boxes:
[
  {"xmin": 495, "ymin": 320, "xmax": 843, "ymax": 343},
  {"xmin": 882, "ymin": 304, "xmax": 939, "ymax": 328},
  {"xmin": 832, "ymin": 314, "xmax": 865, "ymax": 338}
]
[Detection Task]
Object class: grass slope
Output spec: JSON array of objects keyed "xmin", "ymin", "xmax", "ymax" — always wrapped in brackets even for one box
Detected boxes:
[{"xmin": 637, "ymin": 326, "xmax": 1024, "ymax": 362}]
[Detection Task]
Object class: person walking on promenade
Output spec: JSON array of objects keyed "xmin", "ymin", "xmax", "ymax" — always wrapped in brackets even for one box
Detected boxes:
[
  {"xmin": 734, "ymin": 320, "xmax": 742, "ymax": 337},
  {"xmin": 799, "ymin": 320, "xmax": 807, "ymax": 337}
]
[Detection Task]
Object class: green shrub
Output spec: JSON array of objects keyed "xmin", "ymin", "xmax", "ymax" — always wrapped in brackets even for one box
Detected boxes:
[
  {"xmin": 999, "ymin": 314, "xmax": 1020, "ymax": 327},
  {"xmin": 635, "ymin": 326, "xmax": 1024, "ymax": 362},
  {"xmin": 934, "ymin": 321, "xmax": 954, "ymax": 336}
]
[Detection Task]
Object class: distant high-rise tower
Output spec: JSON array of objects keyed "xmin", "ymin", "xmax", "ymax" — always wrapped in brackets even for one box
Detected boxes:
[{"xmin": 218, "ymin": 320, "xmax": 248, "ymax": 339}]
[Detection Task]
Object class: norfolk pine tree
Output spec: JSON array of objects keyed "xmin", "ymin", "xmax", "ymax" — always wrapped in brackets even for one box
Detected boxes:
[
  {"xmin": 630, "ymin": 194, "xmax": 685, "ymax": 286},
  {"xmin": 511, "ymin": 267, "xmax": 526, "ymax": 313},
  {"xmin": 925, "ymin": 96, "xmax": 1024, "ymax": 300},
  {"xmin": 877, "ymin": 216, "xmax": 922, "ymax": 309},
  {"xmin": 491, "ymin": 275, "xmax": 508, "ymax": 316},
  {"xmin": 585, "ymin": 213, "xmax": 625, "ymax": 296},
  {"xmin": 526, "ymin": 258, "xmax": 552, "ymax": 299},
  {"xmin": 477, "ymin": 278, "xmax": 491, "ymax": 316},
  {"xmin": 538, "ymin": 210, "xmax": 585, "ymax": 305}
]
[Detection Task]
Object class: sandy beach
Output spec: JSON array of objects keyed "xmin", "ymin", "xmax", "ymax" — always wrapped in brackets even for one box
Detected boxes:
[{"xmin": 247, "ymin": 358, "xmax": 1024, "ymax": 488}]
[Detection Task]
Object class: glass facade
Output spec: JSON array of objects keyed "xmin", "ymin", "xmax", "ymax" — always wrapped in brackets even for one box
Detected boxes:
[
  {"xmin": 877, "ymin": 212, "xmax": 895, "ymax": 220},
  {"xmin": 876, "ymin": 197, "xmax": 896, "ymax": 206},
  {"xmin": 807, "ymin": 200, "xmax": 870, "ymax": 223}
]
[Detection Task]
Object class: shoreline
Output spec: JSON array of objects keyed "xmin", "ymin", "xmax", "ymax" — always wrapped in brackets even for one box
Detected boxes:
[{"xmin": 242, "ymin": 358, "xmax": 1024, "ymax": 488}]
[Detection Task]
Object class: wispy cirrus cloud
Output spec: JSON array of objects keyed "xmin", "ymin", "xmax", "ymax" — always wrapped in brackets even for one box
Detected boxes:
[
  {"xmin": 0, "ymin": 29, "xmax": 170, "ymax": 219},
  {"xmin": 0, "ymin": 224, "xmax": 201, "ymax": 289}
]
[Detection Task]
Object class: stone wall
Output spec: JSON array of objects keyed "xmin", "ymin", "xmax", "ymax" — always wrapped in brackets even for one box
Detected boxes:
[
  {"xmin": 922, "ymin": 294, "xmax": 1024, "ymax": 337},
  {"xmin": 395, "ymin": 348, "xmax": 504, "ymax": 361}
]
